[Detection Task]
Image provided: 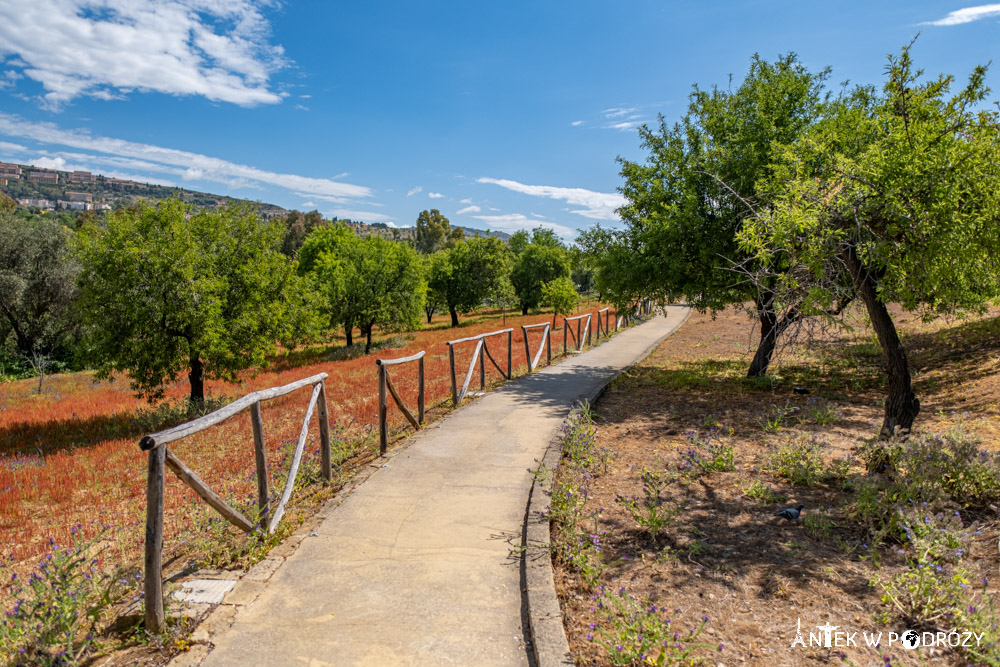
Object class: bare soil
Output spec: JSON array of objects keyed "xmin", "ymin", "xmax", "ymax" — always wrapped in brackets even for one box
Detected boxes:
[{"xmin": 555, "ymin": 305, "xmax": 1000, "ymax": 666}]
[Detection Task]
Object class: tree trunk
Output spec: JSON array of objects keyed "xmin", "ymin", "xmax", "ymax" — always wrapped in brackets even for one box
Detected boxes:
[
  {"xmin": 426, "ymin": 310, "xmax": 434, "ymax": 324},
  {"xmin": 521, "ymin": 304, "xmax": 529, "ymax": 316},
  {"xmin": 845, "ymin": 246, "xmax": 919, "ymax": 439},
  {"xmin": 747, "ymin": 296, "xmax": 800, "ymax": 378},
  {"xmin": 188, "ymin": 354, "xmax": 205, "ymax": 403},
  {"xmin": 450, "ymin": 307, "xmax": 459, "ymax": 328},
  {"xmin": 345, "ymin": 322, "xmax": 353, "ymax": 347},
  {"xmin": 364, "ymin": 327, "xmax": 373, "ymax": 354}
]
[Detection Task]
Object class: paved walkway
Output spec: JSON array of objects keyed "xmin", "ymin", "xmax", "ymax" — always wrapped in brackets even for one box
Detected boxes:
[{"xmin": 202, "ymin": 308, "xmax": 690, "ymax": 666}]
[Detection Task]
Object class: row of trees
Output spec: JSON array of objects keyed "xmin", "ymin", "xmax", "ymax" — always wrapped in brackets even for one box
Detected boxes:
[
  {"xmin": 583, "ymin": 42, "xmax": 1000, "ymax": 439},
  {"xmin": 0, "ymin": 196, "xmax": 590, "ymax": 403}
]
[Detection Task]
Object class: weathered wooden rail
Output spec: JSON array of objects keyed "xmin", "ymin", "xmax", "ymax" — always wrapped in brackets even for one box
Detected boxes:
[
  {"xmin": 376, "ymin": 351, "xmax": 425, "ymax": 454},
  {"xmin": 521, "ymin": 322, "xmax": 552, "ymax": 372},
  {"xmin": 447, "ymin": 328, "xmax": 513, "ymax": 406},
  {"xmin": 562, "ymin": 313, "xmax": 592, "ymax": 355},
  {"xmin": 594, "ymin": 307, "xmax": 611, "ymax": 340},
  {"xmin": 138, "ymin": 373, "xmax": 331, "ymax": 633}
]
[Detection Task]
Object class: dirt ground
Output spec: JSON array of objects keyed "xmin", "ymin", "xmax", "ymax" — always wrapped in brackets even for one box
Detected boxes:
[{"xmin": 555, "ymin": 305, "xmax": 1000, "ymax": 666}]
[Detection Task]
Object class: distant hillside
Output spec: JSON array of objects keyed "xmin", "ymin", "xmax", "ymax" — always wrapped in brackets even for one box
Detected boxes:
[{"xmin": 0, "ymin": 160, "xmax": 509, "ymax": 241}]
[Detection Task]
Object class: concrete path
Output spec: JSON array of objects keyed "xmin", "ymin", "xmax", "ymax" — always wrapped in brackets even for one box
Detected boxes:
[{"xmin": 201, "ymin": 308, "xmax": 690, "ymax": 667}]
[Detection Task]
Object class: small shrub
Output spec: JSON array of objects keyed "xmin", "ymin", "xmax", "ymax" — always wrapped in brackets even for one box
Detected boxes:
[
  {"xmin": 771, "ymin": 436, "xmax": 826, "ymax": 486},
  {"xmin": 804, "ymin": 397, "xmax": 839, "ymax": 426},
  {"xmin": 802, "ymin": 513, "xmax": 836, "ymax": 540},
  {"xmin": 741, "ymin": 479, "xmax": 783, "ymax": 503},
  {"xmin": 679, "ymin": 427, "xmax": 736, "ymax": 475},
  {"xmin": 591, "ymin": 587, "xmax": 716, "ymax": 666},
  {"xmin": 756, "ymin": 401, "xmax": 800, "ymax": 433},
  {"xmin": 0, "ymin": 528, "xmax": 128, "ymax": 666},
  {"xmin": 617, "ymin": 469, "xmax": 681, "ymax": 544}
]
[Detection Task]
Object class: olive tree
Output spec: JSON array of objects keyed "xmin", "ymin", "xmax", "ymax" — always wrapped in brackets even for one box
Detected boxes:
[{"xmin": 76, "ymin": 199, "xmax": 320, "ymax": 403}]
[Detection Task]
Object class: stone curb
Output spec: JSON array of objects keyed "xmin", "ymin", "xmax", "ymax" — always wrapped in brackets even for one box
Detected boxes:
[{"xmin": 523, "ymin": 308, "xmax": 692, "ymax": 667}]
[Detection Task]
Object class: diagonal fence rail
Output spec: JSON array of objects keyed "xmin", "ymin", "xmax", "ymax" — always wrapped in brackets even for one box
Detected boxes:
[
  {"xmin": 376, "ymin": 351, "xmax": 425, "ymax": 454},
  {"xmin": 562, "ymin": 313, "xmax": 592, "ymax": 355},
  {"xmin": 446, "ymin": 328, "xmax": 513, "ymax": 406},
  {"xmin": 521, "ymin": 322, "xmax": 552, "ymax": 372},
  {"xmin": 594, "ymin": 307, "xmax": 611, "ymax": 340},
  {"xmin": 138, "ymin": 373, "xmax": 331, "ymax": 633}
]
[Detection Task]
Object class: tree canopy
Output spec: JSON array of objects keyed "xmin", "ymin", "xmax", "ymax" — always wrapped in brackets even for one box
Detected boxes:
[
  {"xmin": 739, "ymin": 43, "xmax": 1000, "ymax": 437},
  {"xmin": 541, "ymin": 276, "xmax": 578, "ymax": 324},
  {"xmin": 511, "ymin": 240, "xmax": 571, "ymax": 315},
  {"xmin": 582, "ymin": 53, "xmax": 830, "ymax": 376},
  {"xmin": 415, "ymin": 209, "xmax": 464, "ymax": 254},
  {"xmin": 76, "ymin": 199, "xmax": 320, "ymax": 403},
  {"xmin": 426, "ymin": 237, "xmax": 512, "ymax": 326}
]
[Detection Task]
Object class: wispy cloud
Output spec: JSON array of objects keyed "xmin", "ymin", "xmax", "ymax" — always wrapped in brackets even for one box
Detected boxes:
[
  {"xmin": 602, "ymin": 107, "xmax": 638, "ymax": 118},
  {"xmin": 456, "ymin": 205, "xmax": 481, "ymax": 214},
  {"xmin": 326, "ymin": 208, "xmax": 396, "ymax": 223},
  {"xmin": 570, "ymin": 120, "xmax": 585, "ymax": 127},
  {"xmin": 476, "ymin": 177, "xmax": 624, "ymax": 221},
  {"xmin": 428, "ymin": 192, "xmax": 444, "ymax": 199},
  {"xmin": 471, "ymin": 213, "xmax": 576, "ymax": 241},
  {"xmin": 0, "ymin": 0, "xmax": 287, "ymax": 109},
  {"xmin": 460, "ymin": 198, "xmax": 473, "ymax": 204},
  {"xmin": 0, "ymin": 113, "xmax": 372, "ymax": 201},
  {"xmin": 406, "ymin": 186, "xmax": 423, "ymax": 197},
  {"xmin": 923, "ymin": 4, "xmax": 1000, "ymax": 25}
]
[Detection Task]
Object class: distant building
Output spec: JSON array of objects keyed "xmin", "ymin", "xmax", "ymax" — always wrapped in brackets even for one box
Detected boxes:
[
  {"xmin": 107, "ymin": 178, "xmax": 138, "ymax": 189},
  {"xmin": 0, "ymin": 162, "xmax": 21, "ymax": 177},
  {"xmin": 67, "ymin": 191, "xmax": 93, "ymax": 202},
  {"xmin": 27, "ymin": 170, "xmax": 59, "ymax": 184},
  {"xmin": 69, "ymin": 170, "xmax": 95, "ymax": 183},
  {"xmin": 58, "ymin": 200, "xmax": 92, "ymax": 211},
  {"xmin": 17, "ymin": 198, "xmax": 54, "ymax": 209}
]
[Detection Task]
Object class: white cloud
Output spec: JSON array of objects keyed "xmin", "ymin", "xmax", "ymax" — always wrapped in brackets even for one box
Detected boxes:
[
  {"xmin": 605, "ymin": 120, "xmax": 648, "ymax": 132},
  {"xmin": 476, "ymin": 177, "xmax": 625, "ymax": 221},
  {"xmin": 301, "ymin": 201, "xmax": 316, "ymax": 208},
  {"xmin": 406, "ymin": 186, "xmax": 423, "ymax": 197},
  {"xmin": 924, "ymin": 4, "xmax": 1000, "ymax": 25},
  {"xmin": 571, "ymin": 120, "xmax": 585, "ymax": 126},
  {"xmin": 0, "ymin": 0, "xmax": 287, "ymax": 108},
  {"xmin": 0, "ymin": 113, "xmax": 372, "ymax": 200},
  {"xmin": 456, "ymin": 205, "xmax": 481, "ymax": 214},
  {"xmin": 428, "ymin": 192, "xmax": 444, "ymax": 199},
  {"xmin": 602, "ymin": 107, "xmax": 638, "ymax": 118},
  {"xmin": 0, "ymin": 140, "xmax": 27, "ymax": 154},
  {"xmin": 460, "ymin": 198, "xmax": 473, "ymax": 204},
  {"xmin": 30, "ymin": 156, "xmax": 67, "ymax": 170},
  {"xmin": 472, "ymin": 213, "xmax": 576, "ymax": 241}
]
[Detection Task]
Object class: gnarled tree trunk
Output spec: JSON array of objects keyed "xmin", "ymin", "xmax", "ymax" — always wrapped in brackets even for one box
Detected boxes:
[
  {"xmin": 747, "ymin": 292, "xmax": 800, "ymax": 378},
  {"xmin": 449, "ymin": 306, "xmax": 459, "ymax": 328},
  {"xmin": 844, "ymin": 245, "xmax": 919, "ymax": 439},
  {"xmin": 188, "ymin": 354, "xmax": 204, "ymax": 403}
]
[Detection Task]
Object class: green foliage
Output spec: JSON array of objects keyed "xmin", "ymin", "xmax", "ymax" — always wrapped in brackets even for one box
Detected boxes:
[
  {"xmin": 756, "ymin": 401, "xmax": 800, "ymax": 433},
  {"xmin": 75, "ymin": 199, "xmax": 321, "ymax": 402},
  {"xmin": 616, "ymin": 468, "xmax": 681, "ymax": 544},
  {"xmin": 311, "ymin": 234, "xmax": 426, "ymax": 352},
  {"xmin": 540, "ymin": 276, "xmax": 578, "ymax": 321},
  {"xmin": 583, "ymin": 53, "xmax": 829, "ymax": 316},
  {"xmin": 679, "ymin": 427, "xmax": 736, "ymax": 475},
  {"xmin": 770, "ymin": 435, "xmax": 826, "ymax": 486},
  {"xmin": 511, "ymin": 243, "xmax": 571, "ymax": 315},
  {"xmin": 278, "ymin": 209, "xmax": 326, "ymax": 258},
  {"xmin": 414, "ymin": 209, "xmax": 462, "ymax": 254},
  {"xmin": 741, "ymin": 479, "xmax": 784, "ymax": 503},
  {"xmin": 425, "ymin": 237, "xmax": 512, "ymax": 326},
  {"xmin": 592, "ymin": 588, "xmax": 715, "ymax": 666},
  {"xmin": 0, "ymin": 528, "xmax": 128, "ymax": 666},
  {"xmin": 0, "ymin": 209, "xmax": 81, "ymax": 365}
]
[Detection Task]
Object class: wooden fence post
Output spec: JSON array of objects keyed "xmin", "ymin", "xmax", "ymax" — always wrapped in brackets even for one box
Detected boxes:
[
  {"xmin": 250, "ymin": 401, "xmax": 270, "ymax": 530},
  {"xmin": 378, "ymin": 363, "xmax": 388, "ymax": 455},
  {"xmin": 522, "ymin": 326, "xmax": 531, "ymax": 369},
  {"xmin": 479, "ymin": 341, "xmax": 486, "ymax": 390},
  {"xmin": 507, "ymin": 329, "xmax": 512, "ymax": 379},
  {"xmin": 448, "ymin": 344, "xmax": 458, "ymax": 406},
  {"xmin": 563, "ymin": 318, "xmax": 568, "ymax": 356},
  {"xmin": 547, "ymin": 325, "xmax": 552, "ymax": 364},
  {"xmin": 418, "ymin": 355, "xmax": 425, "ymax": 423},
  {"xmin": 317, "ymin": 383, "xmax": 332, "ymax": 482},
  {"xmin": 143, "ymin": 446, "xmax": 166, "ymax": 634}
]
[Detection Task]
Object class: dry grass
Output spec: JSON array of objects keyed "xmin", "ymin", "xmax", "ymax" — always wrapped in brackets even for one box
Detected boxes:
[{"xmin": 555, "ymin": 304, "xmax": 1000, "ymax": 666}]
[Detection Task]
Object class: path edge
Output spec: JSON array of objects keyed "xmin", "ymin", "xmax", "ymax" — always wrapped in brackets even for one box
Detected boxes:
[{"xmin": 523, "ymin": 307, "xmax": 692, "ymax": 666}]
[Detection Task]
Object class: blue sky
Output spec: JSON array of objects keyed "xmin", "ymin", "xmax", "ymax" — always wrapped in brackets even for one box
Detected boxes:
[{"xmin": 0, "ymin": 1, "xmax": 997, "ymax": 240}]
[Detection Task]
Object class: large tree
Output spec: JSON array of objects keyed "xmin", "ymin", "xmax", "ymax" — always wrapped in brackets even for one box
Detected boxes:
[
  {"xmin": 415, "ymin": 209, "xmax": 464, "ymax": 254},
  {"xmin": 0, "ymin": 207, "xmax": 80, "ymax": 376},
  {"xmin": 511, "ymin": 244, "xmax": 571, "ymax": 315},
  {"xmin": 76, "ymin": 199, "xmax": 320, "ymax": 403},
  {"xmin": 582, "ymin": 53, "xmax": 830, "ymax": 376},
  {"xmin": 312, "ymin": 235, "xmax": 426, "ymax": 353},
  {"xmin": 426, "ymin": 237, "xmax": 512, "ymax": 326},
  {"xmin": 739, "ymin": 43, "xmax": 1000, "ymax": 437}
]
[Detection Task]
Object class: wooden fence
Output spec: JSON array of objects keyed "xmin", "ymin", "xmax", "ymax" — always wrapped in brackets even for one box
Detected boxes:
[
  {"xmin": 562, "ymin": 313, "xmax": 592, "ymax": 355},
  {"xmin": 138, "ymin": 373, "xmax": 332, "ymax": 633},
  {"xmin": 376, "ymin": 351, "xmax": 425, "ymax": 454},
  {"xmin": 521, "ymin": 322, "xmax": 552, "ymax": 371},
  {"xmin": 594, "ymin": 307, "xmax": 611, "ymax": 340},
  {"xmin": 446, "ymin": 328, "xmax": 513, "ymax": 406}
]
